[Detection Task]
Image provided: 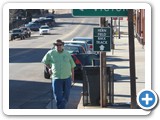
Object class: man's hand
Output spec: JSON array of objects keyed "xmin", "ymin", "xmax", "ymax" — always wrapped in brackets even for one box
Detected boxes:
[
  {"xmin": 71, "ymin": 81, "xmax": 75, "ymax": 87},
  {"xmin": 49, "ymin": 68, "xmax": 52, "ymax": 75}
]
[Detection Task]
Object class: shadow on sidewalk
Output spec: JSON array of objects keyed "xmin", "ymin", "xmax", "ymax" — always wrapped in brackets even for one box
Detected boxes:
[
  {"xmin": 106, "ymin": 55, "xmax": 129, "ymax": 62},
  {"xmin": 114, "ymin": 73, "xmax": 130, "ymax": 82},
  {"xmin": 114, "ymin": 73, "xmax": 138, "ymax": 82}
]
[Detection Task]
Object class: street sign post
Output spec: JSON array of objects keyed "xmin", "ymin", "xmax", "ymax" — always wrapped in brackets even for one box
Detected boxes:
[
  {"xmin": 93, "ymin": 27, "xmax": 111, "ymax": 52},
  {"xmin": 128, "ymin": 9, "xmax": 137, "ymax": 109},
  {"xmin": 72, "ymin": 9, "xmax": 128, "ymax": 17}
]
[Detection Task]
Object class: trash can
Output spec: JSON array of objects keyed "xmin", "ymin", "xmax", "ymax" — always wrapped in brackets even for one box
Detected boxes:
[
  {"xmin": 82, "ymin": 66, "xmax": 100, "ymax": 106},
  {"xmin": 82, "ymin": 65, "xmax": 114, "ymax": 106}
]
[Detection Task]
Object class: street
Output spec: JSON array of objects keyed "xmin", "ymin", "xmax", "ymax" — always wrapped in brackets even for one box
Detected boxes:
[{"xmin": 9, "ymin": 13, "xmax": 100, "ymax": 109}]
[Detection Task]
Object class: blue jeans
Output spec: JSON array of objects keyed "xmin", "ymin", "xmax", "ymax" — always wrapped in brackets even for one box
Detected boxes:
[{"xmin": 52, "ymin": 77, "xmax": 71, "ymax": 109}]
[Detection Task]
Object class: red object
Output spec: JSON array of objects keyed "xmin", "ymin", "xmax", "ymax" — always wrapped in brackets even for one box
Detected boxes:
[
  {"xmin": 89, "ymin": 45, "xmax": 93, "ymax": 49},
  {"xmin": 120, "ymin": 17, "xmax": 123, "ymax": 20},
  {"xmin": 113, "ymin": 17, "xmax": 123, "ymax": 20},
  {"xmin": 71, "ymin": 55, "xmax": 82, "ymax": 65},
  {"xmin": 113, "ymin": 17, "xmax": 117, "ymax": 20}
]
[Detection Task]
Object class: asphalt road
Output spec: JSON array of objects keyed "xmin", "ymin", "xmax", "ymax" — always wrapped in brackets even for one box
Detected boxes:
[{"xmin": 9, "ymin": 13, "xmax": 100, "ymax": 109}]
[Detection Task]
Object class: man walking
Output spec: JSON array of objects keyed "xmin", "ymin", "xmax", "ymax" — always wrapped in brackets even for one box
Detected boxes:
[{"xmin": 42, "ymin": 39, "xmax": 76, "ymax": 109}]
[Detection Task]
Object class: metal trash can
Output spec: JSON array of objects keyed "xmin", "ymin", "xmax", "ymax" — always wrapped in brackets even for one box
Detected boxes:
[
  {"xmin": 82, "ymin": 66, "xmax": 100, "ymax": 106},
  {"xmin": 82, "ymin": 66, "xmax": 114, "ymax": 106}
]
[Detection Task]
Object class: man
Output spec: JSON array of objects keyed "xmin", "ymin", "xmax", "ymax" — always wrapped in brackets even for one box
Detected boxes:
[{"xmin": 42, "ymin": 39, "xmax": 76, "ymax": 109}]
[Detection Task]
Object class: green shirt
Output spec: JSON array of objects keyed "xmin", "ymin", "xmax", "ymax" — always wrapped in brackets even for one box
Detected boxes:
[{"xmin": 42, "ymin": 49, "xmax": 76, "ymax": 79}]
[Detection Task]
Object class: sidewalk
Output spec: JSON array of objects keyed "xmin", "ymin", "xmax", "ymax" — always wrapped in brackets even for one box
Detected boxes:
[{"xmin": 77, "ymin": 36, "xmax": 145, "ymax": 109}]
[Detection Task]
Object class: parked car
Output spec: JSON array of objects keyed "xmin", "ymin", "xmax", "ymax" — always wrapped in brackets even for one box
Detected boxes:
[
  {"xmin": 34, "ymin": 18, "xmax": 55, "ymax": 27},
  {"xmin": 64, "ymin": 41, "xmax": 91, "ymax": 53},
  {"xmin": 10, "ymin": 28, "xmax": 25, "ymax": 40},
  {"xmin": 63, "ymin": 44, "xmax": 85, "ymax": 79},
  {"xmin": 39, "ymin": 17, "xmax": 46, "ymax": 20},
  {"xmin": 46, "ymin": 14, "xmax": 55, "ymax": 20},
  {"xmin": 25, "ymin": 22, "xmax": 41, "ymax": 31},
  {"xmin": 19, "ymin": 27, "xmax": 31, "ymax": 38},
  {"xmin": 39, "ymin": 25, "xmax": 50, "ymax": 35},
  {"xmin": 44, "ymin": 18, "xmax": 55, "ymax": 27},
  {"xmin": 72, "ymin": 37, "xmax": 93, "ymax": 51},
  {"xmin": 64, "ymin": 44, "xmax": 86, "ymax": 54}
]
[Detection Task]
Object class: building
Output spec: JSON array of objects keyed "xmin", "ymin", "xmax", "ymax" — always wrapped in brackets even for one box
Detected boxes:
[{"xmin": 134, "ymin": 9, "xmax": 145, "ymax": 46}]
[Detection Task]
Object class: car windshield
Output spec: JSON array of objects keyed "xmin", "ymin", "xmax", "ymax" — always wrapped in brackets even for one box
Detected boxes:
[
  {"xmin": 46, "ymin": 16, "xmax": 54, "ymax": 19},
  {"xmin": 64, "ymin": 46, "xmax": 80, "ymax": 54},
  {"xmin": 40, "ymin": 26, "xmax": 49, "ymax": 29},
  {"xmin": 12, "ymin": 29, "xmax": 21, "ymax": 33},
  {"xmin": 45, "ymin": 19, "xmax": 53, "ymax": 22},
  {"xmin": 21, "ymin": 28, "xmax": 27, "ymax": 30},
  {"xmin": 72, "ymin": 43, "xmax": 86, "ymax": 51},
  {"xmin": 26, "ymin": 23, "xmax": 39, "ymax": 27}
]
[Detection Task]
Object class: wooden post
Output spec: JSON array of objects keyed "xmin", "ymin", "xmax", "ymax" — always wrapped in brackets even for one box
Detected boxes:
[
  {"xmin": 118, "ymin": 17, "xmax": 121, "ymax": 39},
  {"xmin": 128, "ymin": 9, "xmax": 137, "ymax": 109},
  {"xmin": 99, "ymin": 17, "xmax": 107, "ymax": 107}
]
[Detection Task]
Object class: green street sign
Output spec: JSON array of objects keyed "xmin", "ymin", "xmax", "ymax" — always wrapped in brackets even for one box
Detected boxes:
[
  {"xmin": 93, "ymin": 27, "xmax": 111, "ymax": 52},
  {"xmin": 72, "ymin": 9, "xmax": 128, "ymax": 17}
]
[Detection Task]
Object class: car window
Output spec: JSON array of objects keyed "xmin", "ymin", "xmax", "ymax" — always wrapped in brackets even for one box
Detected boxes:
[
  {"xmin": 64, "ymin": 42, "xmax": 88, "ymax": 51},
  {"xmin": 21, "ymin": 28, "xmax": 25, "ymax": 30},
  {"xmin": 72, "ymin": 43, "xmax": 86, "ymax": 51},
  {"xmin": 87, "ymin": 40, "xmax": 92, "ymax": 44},
  {"xmin": 45, "ymin": 19, "xmax": 53, "ymax": 22},
  {"xmin": 64, "ymin": 46, "xmax": 79, "ymax": 53},
  {"xmin": 12, "ymin": 29, "xmax": 21, "ymax": 33},
  {"xmin": 40, "ymin": 26, "xmax": 49, "ymax": 29},
  {"xmin": 46, "ymin": 16, "xmax": 54, "ymax": 19},
  {"xmin": 79, "ymin": 47, "xmax": 85, "ymax": 53}
]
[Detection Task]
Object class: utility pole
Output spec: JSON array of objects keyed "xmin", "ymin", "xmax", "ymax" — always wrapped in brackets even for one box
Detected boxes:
[
  {"xmin": 99, "ymin": 17, "xmax": 107, "ymax": 107},
  {"xmin": 111, "ymin": 17, "xmax": 115, "ymax": 55},
  {"xmin": 128, "ymin": 9, "xmax": 137, "ymax": 109},
  {"xmin": 119, "ymin": 17, "xmax": 121, "ymax": 39}
]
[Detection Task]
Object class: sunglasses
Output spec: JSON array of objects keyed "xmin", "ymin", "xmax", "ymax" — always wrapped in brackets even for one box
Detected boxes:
[{"xmin": 56, "ymin": 44, "xmax": 63, "ymax": 46}]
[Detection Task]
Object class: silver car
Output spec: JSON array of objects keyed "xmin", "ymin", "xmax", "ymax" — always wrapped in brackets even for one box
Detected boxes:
[
  {"xmin": 64, "ymin": 41, "xmax": 91, "ymax": 53},
  {"xmin": 72, "ymin": 37, "xmax": 93, "ymax": 51}
]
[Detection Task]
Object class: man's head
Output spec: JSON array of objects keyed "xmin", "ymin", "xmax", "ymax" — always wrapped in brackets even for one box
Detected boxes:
[{"xmin": 53, "ymin": 39, "xmax": 64, "ymax": 52}]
